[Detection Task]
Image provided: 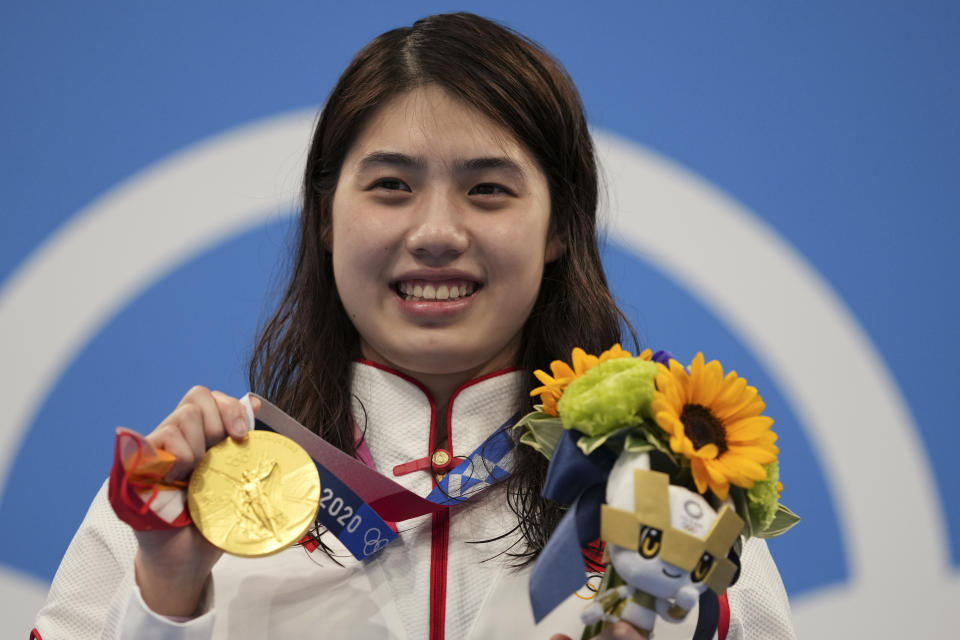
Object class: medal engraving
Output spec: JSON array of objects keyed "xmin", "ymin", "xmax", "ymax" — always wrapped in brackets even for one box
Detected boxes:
[{"xmin": 188, "ymin": 430, "xmax": 321, "ymax": 557}]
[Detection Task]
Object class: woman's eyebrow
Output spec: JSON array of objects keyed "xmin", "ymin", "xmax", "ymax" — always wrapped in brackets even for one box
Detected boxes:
[
  {"xmin": 357, "ymin": 151, "xmax": 426, "ymax": 172},
  {"xmin": 356, "ymin": 152, "xmax": 526, "ymax": 182},
  {"xmin": 455, "ymin": 157, "xmax": 527, "ymax": 183}
]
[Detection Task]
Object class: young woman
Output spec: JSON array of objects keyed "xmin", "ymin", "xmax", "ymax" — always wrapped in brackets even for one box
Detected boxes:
[{"xmin": 33, "ymin": 13, "xmax": 795, "ymax": 640}]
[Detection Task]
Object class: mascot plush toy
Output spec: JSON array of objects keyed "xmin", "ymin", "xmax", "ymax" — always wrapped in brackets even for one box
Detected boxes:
[{"xmin": 582, "ymin": 451, "xmax": 742, "ymax": 637}]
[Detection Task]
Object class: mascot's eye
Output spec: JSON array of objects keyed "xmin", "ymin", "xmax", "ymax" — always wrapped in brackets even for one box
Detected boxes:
[
  {"xmin": 691, "ymin": 552, "xmax": 714, "ymax": 582},
  {"xmin": 638, "ymin": 527, "xmax": 662, "ymax": 559}
]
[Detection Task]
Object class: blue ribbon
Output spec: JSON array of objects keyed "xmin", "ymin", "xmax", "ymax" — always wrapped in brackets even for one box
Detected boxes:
[
  {"xmin": 694, "ymin": 591, "xmax": 720, "ymax": 639},
  {"xmin": 311, "ymin": 457, "xmax": 399, "ymax": 559},
  {"xmin": 426, "ymin": 415, "xmax": 517, "ymax": 505},
  {"xmin": 529, "ymin": 429, "xmax": 617, "ymax": 622}
]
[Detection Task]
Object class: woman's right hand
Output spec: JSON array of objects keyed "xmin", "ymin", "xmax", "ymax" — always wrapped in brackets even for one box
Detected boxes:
[{"xmin": 133, "ymin": 386, "xmax": 259, "ymax": 617}]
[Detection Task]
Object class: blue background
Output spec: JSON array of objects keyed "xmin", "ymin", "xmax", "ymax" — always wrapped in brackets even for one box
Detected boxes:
[{"xmin": 1, "ymin": 0, "xmax": 957, "ymax": 620}]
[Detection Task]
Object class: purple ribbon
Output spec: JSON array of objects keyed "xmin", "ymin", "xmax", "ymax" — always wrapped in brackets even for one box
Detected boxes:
[{"xmin": 652, "ymin": 349, "xmax": 674, "ymax": 365}]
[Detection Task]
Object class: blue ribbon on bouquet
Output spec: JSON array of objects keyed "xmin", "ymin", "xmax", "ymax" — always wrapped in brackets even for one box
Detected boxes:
[{"xmin": 529, "ymin": 429, "xmax": 617, "ymax": 622}]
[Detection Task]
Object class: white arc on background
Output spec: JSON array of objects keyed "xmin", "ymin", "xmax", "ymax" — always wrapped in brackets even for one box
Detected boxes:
[{"xmin": 0, "ymin": 111, "xmax": 955, "ymax": 637}]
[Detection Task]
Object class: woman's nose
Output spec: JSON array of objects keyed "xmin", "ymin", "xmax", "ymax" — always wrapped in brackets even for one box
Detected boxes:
[{"xmin": 404, "ymin": 191, "xmax": 469, "ymax": 263}]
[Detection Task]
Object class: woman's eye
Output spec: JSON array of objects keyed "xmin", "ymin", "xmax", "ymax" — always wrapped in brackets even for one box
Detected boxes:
[
  {"xmin": 468, "ymin": 183, "xmax": 510, "ymax": 196},
  {"xmin": 372, "ymin": 178, "xmax": 411, "ymax": 192}
]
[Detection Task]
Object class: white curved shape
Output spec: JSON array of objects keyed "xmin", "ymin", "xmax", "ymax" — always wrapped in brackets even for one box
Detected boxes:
[
  {"xmin": 0, "ymin": 111, "xmax": 953, "ymax": 637},
  {"xmin": 595, "ymin": 131, "xmax": 956, "ymax": 637},
  {"xmin": 0, "ymin": 109, "xmax": 316, "ymax": 500},
  {"xmin": 0, "ymin": 566, "xmax": 49, "ymax": 636}
]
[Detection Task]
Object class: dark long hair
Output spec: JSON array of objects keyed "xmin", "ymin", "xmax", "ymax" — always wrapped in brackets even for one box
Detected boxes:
[{"xmin": 249, "ymin": 12, "xmax": 635, "ymax": 561}]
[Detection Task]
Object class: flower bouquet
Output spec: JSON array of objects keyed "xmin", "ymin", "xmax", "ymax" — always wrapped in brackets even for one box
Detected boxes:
[{"xmin": 518, "ymin": 345, "xmax": 799, "ymax": 638}]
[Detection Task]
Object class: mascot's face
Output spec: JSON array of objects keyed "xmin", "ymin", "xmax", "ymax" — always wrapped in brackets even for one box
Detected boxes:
[
  {"xmin": 607, "ymin": 486, "xmax": 718, "ymax": 599},
  {"xmin": 601, "ymin": 451, "xmax": 743, "ymax": 597}
]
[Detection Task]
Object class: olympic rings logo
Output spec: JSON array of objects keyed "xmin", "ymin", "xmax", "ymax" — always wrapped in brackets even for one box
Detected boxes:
[{"xmin": 363, "ymin": 527, "xmax": 390, "ymax": 557}]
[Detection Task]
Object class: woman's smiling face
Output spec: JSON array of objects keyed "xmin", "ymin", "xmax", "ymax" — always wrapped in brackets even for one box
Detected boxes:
[{"xmin": 330, "ymin": 85, "xmax": 562, "ymax": 390}]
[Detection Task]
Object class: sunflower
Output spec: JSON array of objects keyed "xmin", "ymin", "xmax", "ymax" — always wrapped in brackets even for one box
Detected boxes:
[
  {"xmin": 650, "ymin": 353, "xmax": 779, "ymax": 500},
  {"xmin": 530, "ymin": 344, "xmax": 635, "ymax": 416}
]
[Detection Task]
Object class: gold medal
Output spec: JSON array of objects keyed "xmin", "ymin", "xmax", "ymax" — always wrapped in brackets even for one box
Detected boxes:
[{"xmin": 187, "ymin": 430, "xmax": 321, "ymax": 557}]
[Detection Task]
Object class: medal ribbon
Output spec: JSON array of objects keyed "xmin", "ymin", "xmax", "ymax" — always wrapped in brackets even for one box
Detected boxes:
[
  {"xmin": 108, "ymin": 428, "xmax": 192, "ymax": 531},
  {"xmin": 107, "ymin": 394, "xmax": 517, "ymax": 561},
  {"xmin": 247, "ymin": 394, "xmax": 518, "ymax": 560},
  {"xmin": 425, "ymin": 418, "xmax": 516, "ymax": 505}
]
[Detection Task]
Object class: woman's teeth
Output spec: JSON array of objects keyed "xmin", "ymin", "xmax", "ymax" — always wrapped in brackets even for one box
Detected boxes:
[{"xmin": 397, "ymin": 281, "xmax": 477, "ymax": 301}]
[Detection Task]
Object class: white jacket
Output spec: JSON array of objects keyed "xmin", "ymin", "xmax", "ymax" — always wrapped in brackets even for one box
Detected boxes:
[{"xmin": 34, "ymin": 363, "xmax": 796, "ymax": 639}]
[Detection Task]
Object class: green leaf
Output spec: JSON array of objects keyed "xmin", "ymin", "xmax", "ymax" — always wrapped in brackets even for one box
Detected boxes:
[
  {"xmin": 514, "ymin": 409, "xmax": 555, "ymax": 430},
  {"xmin": 622, "ymin": 434, "xmax": 655, "ymax": 455},
  {"xmin": 578, "ymin": 426, "xmax": 633, "ymax": 455},
  {"xmin": 515, "ymin": 411, "xmax": 565, "ymax": 460},
  {"xmin": 519, "ymin": 430, "xmax": 546, "ymax": 456},
  {"xmin": 623, "ymin": 429, "xmax": 680, "ymax": 470},
  {"xmin": 755, "ymin": 504, "xmax": 801, "ymax": 539},
  {"xmin": 632, "ymin": 425, "xmax": 674, "ymax": 456}
]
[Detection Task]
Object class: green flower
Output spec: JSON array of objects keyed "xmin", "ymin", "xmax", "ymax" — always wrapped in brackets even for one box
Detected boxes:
[
  {"xmin": 557, "ymin": 358, "xmax": 657, "ymax": 437},
  {"xmin": 746, "ymin": 462, "xmax": 780, "ymax": 531}
]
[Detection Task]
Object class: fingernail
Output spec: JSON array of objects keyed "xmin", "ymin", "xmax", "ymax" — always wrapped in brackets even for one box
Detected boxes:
[{"xmin": 233, "ymin": 417, "xmax": 249, "ymax": 437}]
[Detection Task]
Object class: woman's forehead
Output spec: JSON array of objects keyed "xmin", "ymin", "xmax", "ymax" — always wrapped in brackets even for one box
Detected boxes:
[{"xmin": 344, "ymin": 86, "xmax": 538, "ymax": 172}]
